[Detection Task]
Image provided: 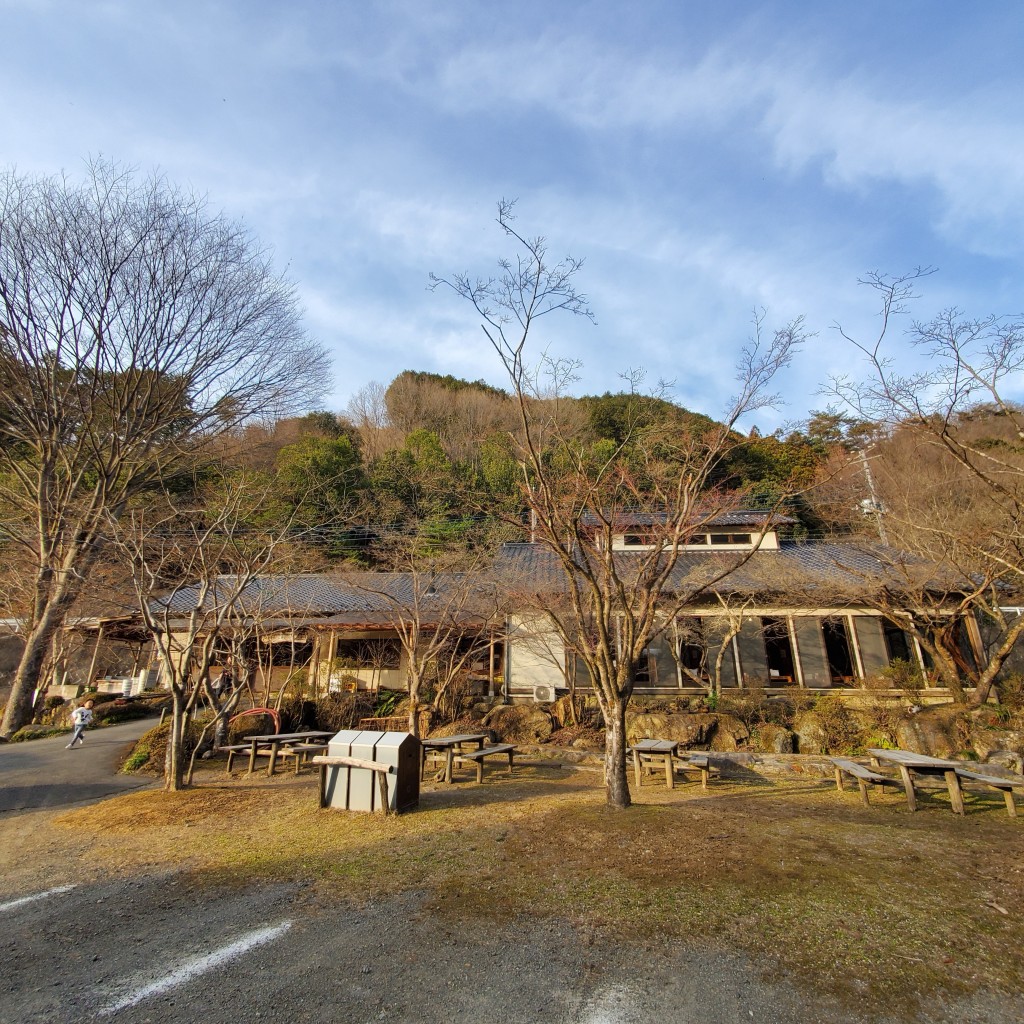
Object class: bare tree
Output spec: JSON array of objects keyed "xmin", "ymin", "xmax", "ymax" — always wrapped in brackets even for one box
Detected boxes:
[
  {"xmin": 0, "ymin": 160, "xmax": 329, "ymax": 737},
  {"xmin": 345, "ymin": 530, "xmax": 500, "ymax": 736},
  {"xmin": 433, "ymin": 201, "xmax": 804, "ymax": 808},
  {"xmin": 828, "ymin": 270, "xmax": 1024, "ymax": 704},
  {"xmin": 111, "ymin": 476, "xmax": 306, "ymax": 790}
]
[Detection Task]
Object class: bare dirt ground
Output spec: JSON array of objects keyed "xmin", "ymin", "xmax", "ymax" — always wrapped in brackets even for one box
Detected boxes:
[{"xmin": 1, "ymin": 736, "xmax": 1023, "ymax": 1023}]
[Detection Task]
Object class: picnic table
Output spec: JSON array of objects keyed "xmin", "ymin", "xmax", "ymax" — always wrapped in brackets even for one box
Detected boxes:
[
  {"xmin": 420, "ymin": 733, "xmax": 487, "ymax": 783},
  {"xmin": 866, "ymin": 748, "xmax": 966, "ymax": 814},
  {"xmin": 628, "ymin": 739, "xmax": 715, "ymax": 790},
  {"xmin": 238, "ymin": 731, "xmax": 335, "ymax": 776}
]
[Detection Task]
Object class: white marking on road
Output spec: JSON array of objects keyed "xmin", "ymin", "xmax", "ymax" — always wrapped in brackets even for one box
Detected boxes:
[
  {"xmin": 99, "ymin": 919, "xmax": 293, "ymax": 1016},
  {"xmin": 0, "ymin": 883, "xmax": 78, "ymax": 913}
]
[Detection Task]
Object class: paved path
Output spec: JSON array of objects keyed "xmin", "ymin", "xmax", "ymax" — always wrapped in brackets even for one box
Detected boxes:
[{"xmin": 0, "ymin": 718, "xmax": 156, "ymax": 813}]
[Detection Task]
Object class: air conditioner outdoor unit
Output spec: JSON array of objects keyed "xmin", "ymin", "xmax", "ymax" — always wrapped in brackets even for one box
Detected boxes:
[{"xmin": 532, "ymin": 683, "xmax": 556, "ymax": 703}]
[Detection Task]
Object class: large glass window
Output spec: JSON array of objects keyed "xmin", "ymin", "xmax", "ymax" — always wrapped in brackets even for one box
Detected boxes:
[
  {"xmin": 882, "ymin": 621, "xmax": 912, "ymax": 663},
  {"xmin": 761, "ymin": 616, "xmax": 796, "ymax": 682},
  {"xmin": 822, "ymin": 617, "xmax": 855, "ymax": 686},
  {"xmin": 678, "ymin": 618, "xmax": 708, "ymax": 680}
]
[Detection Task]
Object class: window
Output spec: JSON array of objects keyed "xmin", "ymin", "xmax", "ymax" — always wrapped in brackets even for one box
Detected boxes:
[
  {"xmin": 685, "ymin": 534, "xmax": 708, "ymax": 545},
  {"xmin": 678, "ymin": 618, "xmax": 708, "ymax": 679},
  {"xmin": 822, "ymin": 617, "xmax": 855, "ymax": 685},
  {"xmin": 709, "ymin": 533, "xmax": 752, "ymax": 546},
  {"xmin": 633, "ymin": 649, "xmax": 652, "ymax": 683},
  {"xmin": 882, "ymin": 622, "xmax": 911, "ymax": 664},
  {"xmin": 334, "ymin": 639, "xmax": 401, "ymax": 669},
  {"xmin": 761, "ymin": 617, "xmax": 795, "ymax": 682},
  {"xmin": 622, "ymin": 533, "xmax": 654, "ymax": 547}
]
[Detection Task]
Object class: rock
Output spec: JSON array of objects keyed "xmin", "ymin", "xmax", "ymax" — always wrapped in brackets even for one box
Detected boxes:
[
  {"xmin": 625, "ymin": 712, "xmax": 715, "ymax": 748},
  {"xmin": 709, "ymin": 713, "xmax": 750, "ymax": 751},
  {"xmin": 895, "ymin": 706, "xmax": 966, "ymax": 758},
  {"xmin": 549, "ymin": 695, "xmax": 580, "ymax": 730},
  {"xmin": 986, "ymin": 750, "xmax": 1024, "ymax": 774},
  {"xmin": 752, "ymin": 723, "xmax": 794, "ymax": 754},
  {"xmin": 971, "ymin": 728, "xmax": 1024, "ymax": 762},
  {"xmin": 482, "ymin": 704, "xmax": 553, "ymax": 743},
  {"xmin": 792, "ymin": 712, "xmax": 828, "ymax": 755},
  {"xmin": 429, "ymin": 715, "xmax": 495, "ymax": 740},
  {"xmin": 571, "ymin": 732, "xmax": 605, "ymax": 751}
]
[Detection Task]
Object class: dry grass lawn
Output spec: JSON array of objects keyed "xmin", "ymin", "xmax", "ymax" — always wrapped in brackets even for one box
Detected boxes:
[{"xmin": 3, "ymin": 760, "xmax": 1022, "ymax": 1019}]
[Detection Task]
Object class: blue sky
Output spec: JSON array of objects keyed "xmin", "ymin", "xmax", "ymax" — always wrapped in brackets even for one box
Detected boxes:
[{"xmin": 2, "ymin": 0, "xmax": 1023, "ymax": 429}]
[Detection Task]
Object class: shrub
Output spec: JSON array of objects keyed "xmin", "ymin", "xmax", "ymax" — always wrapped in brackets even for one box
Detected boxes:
[
  {"xmin": 92, "ymin": 701, "xmax": 153, "ymax": 725},
  {"xmin": 812, "ymin": 693, "xmax": 863, "ymax": 754},
  {"xmin": 122, "ymin": 720, "xmax": 202, "ymax": 773},
  {"xmin": 879, "ymin": 658, "xmax": 926, "ymax": 695},
  {"xmin": 996, "ymin": 673, "xmax": 1024, "ymax": 713}
]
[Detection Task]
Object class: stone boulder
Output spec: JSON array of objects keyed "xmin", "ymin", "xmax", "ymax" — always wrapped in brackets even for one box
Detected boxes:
[
  {"xmin": 428, "ymin": 715, "xmax": 493, "ymax": 740},
  {"xmin": 752, "ymin": 723, "xmax": 795, "ymax": 754},
  {"xmin": 986, "ymin": 750, "xmax": 1024, "ymax": 774},
  {"xmin": 708, "ymin": 713, "xmax": 750, "ymax": 751},
  {"xmin": 792, "ymin": 712, "xmax": 828, "ymax": 755},
  {"xmin": 895, "ymin": 707, "xmax": 966, "ymax": 758},
  {"xmin": 971, "ymin": 728, "xmax": 1024, "ymax": 762},
  {"xmin": 549, "ymin": 694, "xmax": 581, "ymax": 730},
  {"xmin": 625, "ymin": 712, "xmax": 715, "ymax": 748},
  {"xmin": 482, "ymin": 704, "xmax": 553, "ymax": 743}
]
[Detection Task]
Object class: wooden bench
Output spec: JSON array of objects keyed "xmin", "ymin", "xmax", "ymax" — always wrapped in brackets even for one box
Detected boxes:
[
  {"xmin": 278, "ymin": 742, "xmax": 329, "ymax": 775},
  {"xmin": 831, "ymin": 757, "xmax": 908, "ymax": 807},
  {"xmin": 673, "ymin": 753, "xmax": 717, "ymax": 790},
  {"xmin": 453, "ymin": 744, "xmax": 517, "ymax": 783},
  {"xmin": 222, "ymin": 744, "xmax": 262, "ymax": 773},
  {"xmin": 955, "ymin": 767, "xmax": 1024, "ymax": 818}
]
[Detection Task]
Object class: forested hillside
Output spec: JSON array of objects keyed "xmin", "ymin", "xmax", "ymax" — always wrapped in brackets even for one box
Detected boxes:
[{"xmin": 203, "ymin": 370, "xmax": 859, "ymax": 564}]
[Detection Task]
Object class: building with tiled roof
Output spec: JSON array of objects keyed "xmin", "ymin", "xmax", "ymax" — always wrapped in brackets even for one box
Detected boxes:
[{"xmin": 72, "ymin": 513, "xmax": 978, "ymax": 701}]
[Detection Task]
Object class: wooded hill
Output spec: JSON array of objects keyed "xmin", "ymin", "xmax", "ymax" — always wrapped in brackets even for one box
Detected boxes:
[{"xmin": 218, "ymin": 370, "xmax": 855, "ymax": 561}]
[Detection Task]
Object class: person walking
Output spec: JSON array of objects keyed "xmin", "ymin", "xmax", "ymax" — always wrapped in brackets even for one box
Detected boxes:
[{"xmin": 66, "ymin": 700, "xmax": 94, "ymax": 748}]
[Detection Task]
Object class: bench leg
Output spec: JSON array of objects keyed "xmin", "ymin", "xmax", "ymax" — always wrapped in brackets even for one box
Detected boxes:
[
  {"xmin": 664, "ymin": 754, "xmax": 674, "ymax": 790},
  {"xmin": 226, "ymin": 751, "xmax": 235, "ymax": 773},
  {"xmin": 898, "ymin": 765, "xmax": 917, "ymax": 812},
  {"xmin": 476, "ymin": 758, "xmax": 484, "ymax": 784},
  {"xmin": 247, "ymin": 742, "xmax": 258, "ymax": 775},
  {"xmin": 944, "ymin": 770, "xmax": 965, "ymax": 816},
  {"xmin": 377, "ymin": 770, "xmax": 391, "ymax": 816},
  {"xmin": 631, "ymin": 749, "xmax": 642, "ymax": 789},
  {"xmin": 834, "ymin": 767, "xmax": 844, "ymax": 792},
  {"xmin": 507, "ymin": 750, "xmax": 514, "ymax": 775},
  {"xmin": 318, "ymin": 765, "xmax": 327, "ymax": 808},
  {"xmin": 700, "ymin": 767, "xmax": 709, "ymax": 790},
  {"xmin": 857, "ymin": 779, "xmax": 871, "ymax": 807},
  {"xmin": 445, "ymin": 748, "xmax": 455, "ymax": 784},
  {"xmin": 1003, "ymin": 789, "xmax": 1017, "ymax": 818}
]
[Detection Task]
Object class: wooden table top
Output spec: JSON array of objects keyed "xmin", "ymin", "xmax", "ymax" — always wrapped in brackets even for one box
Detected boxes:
[
  {"xmin": 630, "ymin": 739, "xmax": 678, "ymax": 753},
  {"xmin": 421, "ymin": 733, "xmax": 487, "ymax": 748},
  {"xmin": 250, "ymin": 731, "xmax": 334, "ymax": 744},
  {"xmin": 867, "ymin": 748, "xmax": 960, "ymax": 769}
]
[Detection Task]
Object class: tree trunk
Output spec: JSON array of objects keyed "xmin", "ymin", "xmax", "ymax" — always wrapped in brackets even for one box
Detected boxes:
[
  {"xmin": 165, "ymin": 694, "xmax": 186, "ymax": 792},
  {"xmin": 603, "ymin": 697, "xmax": 631, "ymax": 809},
  {"xmin": 1, "ymin": 622, "xmax": 57, "ymax": 738}
]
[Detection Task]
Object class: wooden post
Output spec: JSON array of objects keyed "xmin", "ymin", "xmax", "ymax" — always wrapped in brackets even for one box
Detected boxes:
[
  {"xmin": 944, "ymin": 770, "xmax": 965, "ymax": 816},
  {"xmin": 85, "ymin": 623, "xmax": 105, "ymax": 690},
  {"xmin": 897, "ymin": 765, "xmax": 917, "ymax": 812}
]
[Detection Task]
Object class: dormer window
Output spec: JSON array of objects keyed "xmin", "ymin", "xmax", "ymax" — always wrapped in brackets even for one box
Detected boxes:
[
  {"xmin": 710, "ymin": 533, "xmax": 752, "ymax": 546},
  {"xmin": 623, "ymin": 533, "xmax": 654, "ymax": 547},
  {"xmin": 686, "ymin": 534, "xmax": 708, "ymax": 545}
]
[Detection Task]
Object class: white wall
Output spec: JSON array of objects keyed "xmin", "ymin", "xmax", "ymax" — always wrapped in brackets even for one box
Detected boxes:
[{"xmin": 506, "ymin": 615, "xmax": 566, "ymax": 696}]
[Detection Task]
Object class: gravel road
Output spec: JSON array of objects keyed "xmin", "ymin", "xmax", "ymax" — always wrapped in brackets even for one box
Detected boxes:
[{"xmin": 3, "ymin": 872, "xmax": 1021, "ymax": 1024}]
